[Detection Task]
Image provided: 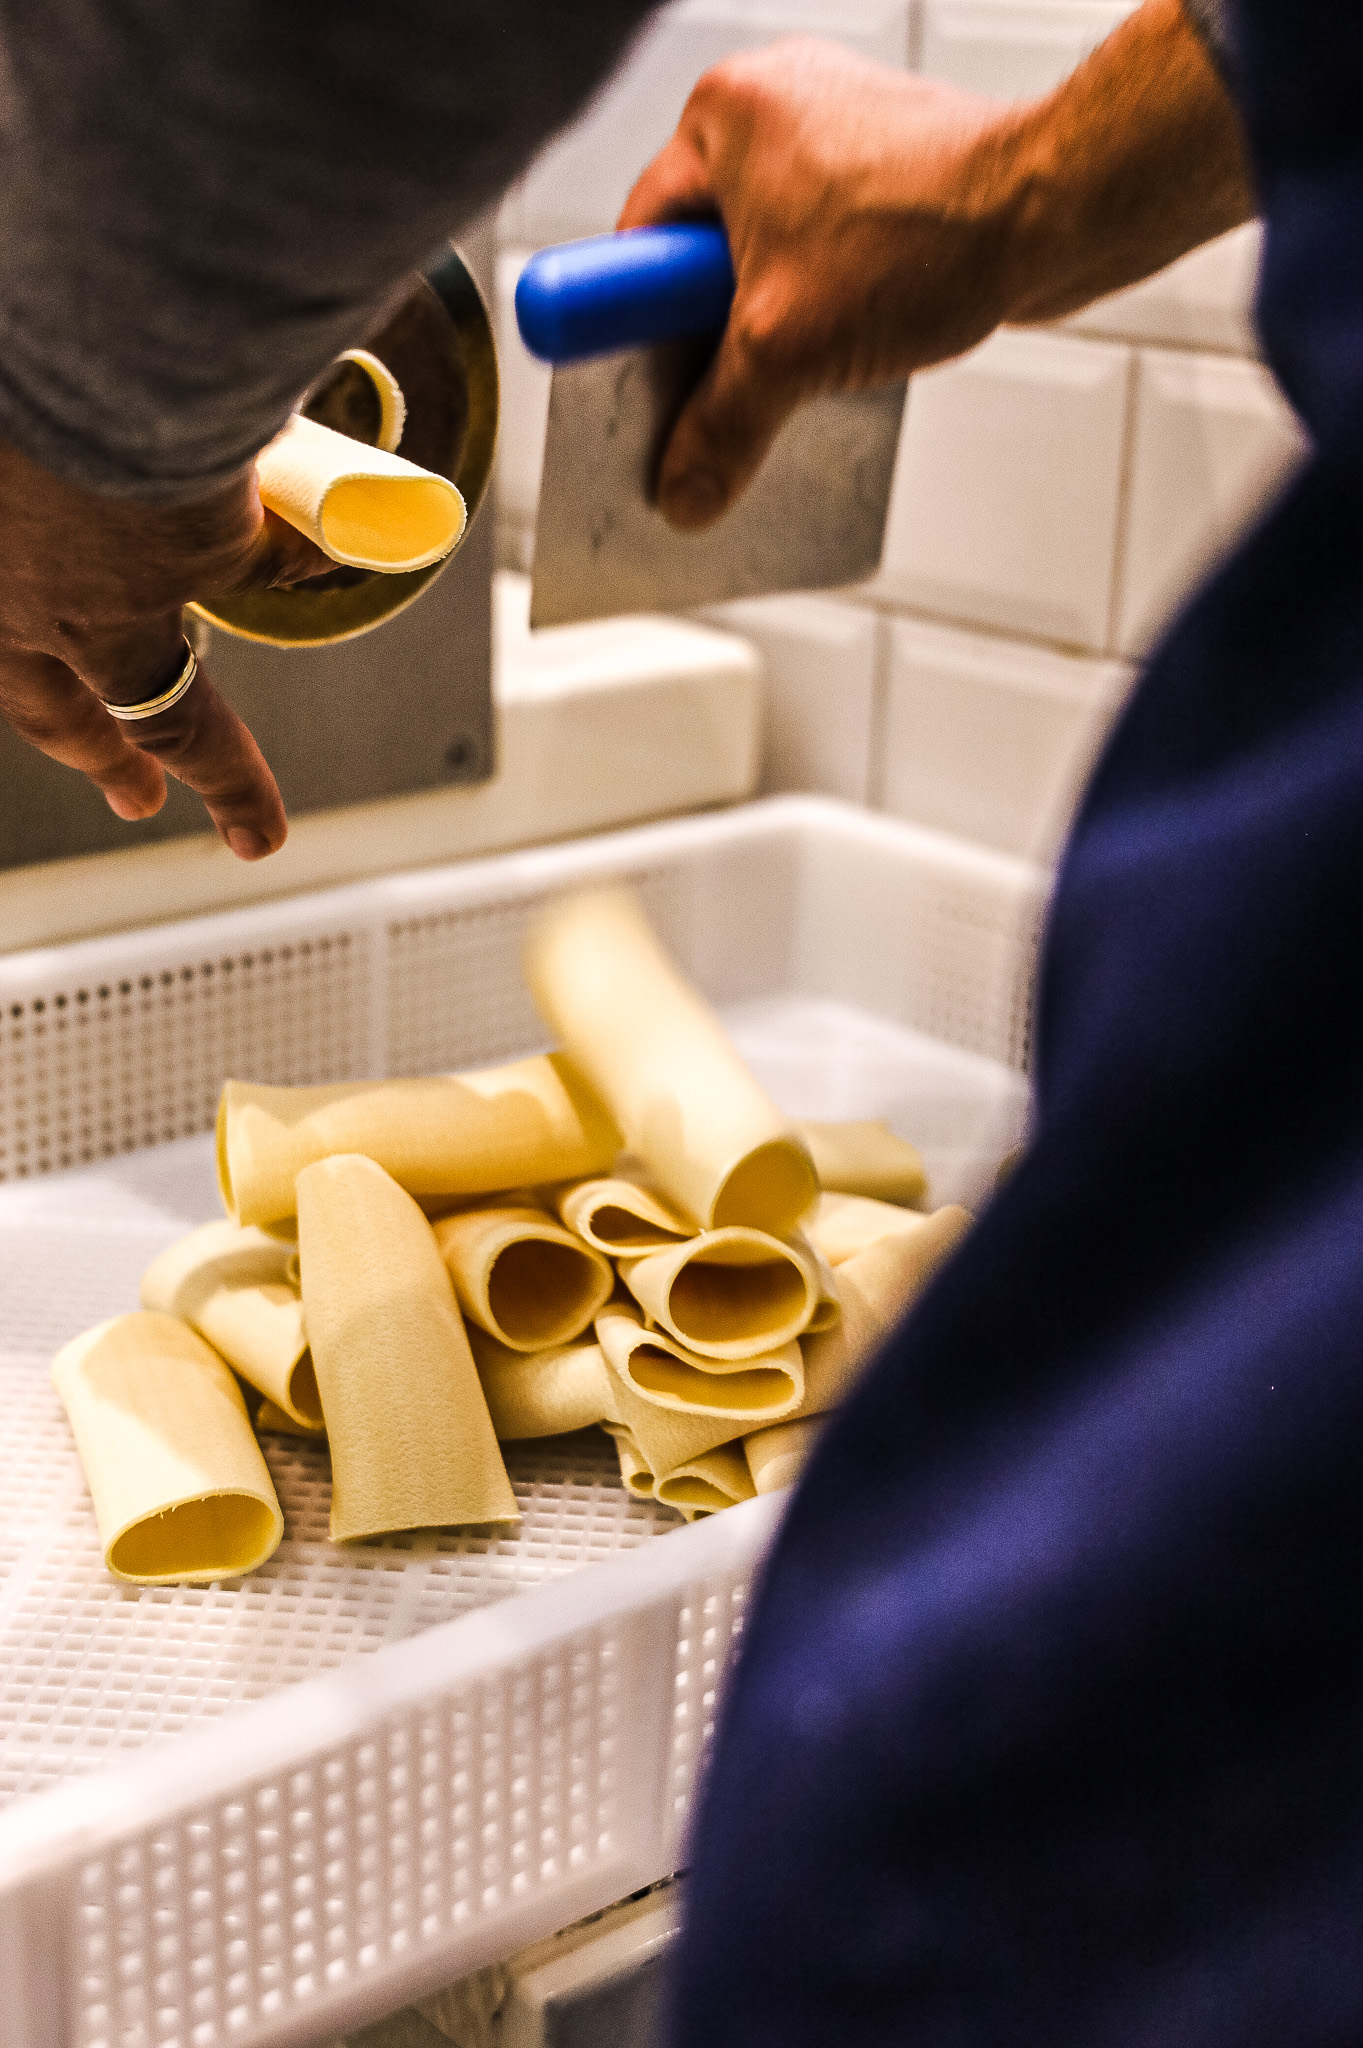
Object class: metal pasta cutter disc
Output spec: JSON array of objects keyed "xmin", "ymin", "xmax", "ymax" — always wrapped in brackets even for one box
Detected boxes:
[{"xmin": 518, "ymin": 228, "xmax": 906, "ymax": 629}]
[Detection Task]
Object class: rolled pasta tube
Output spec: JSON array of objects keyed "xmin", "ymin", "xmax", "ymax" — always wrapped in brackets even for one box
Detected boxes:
[
  {"xmin": 595, "ymin": 1300, "xmax": 801, "ymax": 1423},
  {"xmin": 140, "ymin": 1219, "xmax": 320, "ymax": 1430},
  {"xmin": 744, "ymin": 1415, "xmax": 824, "ymax": 1495},
  {"xmin": 296, "ymin": 1154, "xmax": 518, "ymax": 1540},
  {"xmin": 524, "ymin": 888, "xmax": 818, "ymax": 1236},
  {"xmin": 797, "ymin": 1119, "xmax": 928, "ymax": 1208},
  {"xmin": 255, "ymin": 1396, "xmax": 326, "ymax": 1438},
  {"xmin": 433, "ymin": 1205, "xmax": 614, "ymax": 1351},
  {"xmin": 800, "ymin": 1206, "xmax": 973, "ymax": 1417},
  {"xmin": 52, "ymin": 1312, "xmax": 284, "ymax": 1585},
  {"xmin": 257, "ymin": 412, "xmax": 466, "ymax": 571},
  {"xmin": 806, "ymin": 1191, "xmax": 949, "ymax": 1268},
  {"xmin": 596, "ymin": 1332, "xmax": 743, "ymax": 1478},
  {"xmin": 218, "ymin": 1053, "xmax": 620, "ymax": 1232},
  {"xmin": 555, "ymin": 1175, "xmax": 694, "ymax": 1254},
  {"xmin": 602, "ymin": 1423, "xmax": 655, "ymax": 1499},
  {"xmin": 467, "ymin": 1328, "xmax": 616, "ymax": 1440},
  {"xmin": 655, "ymin": 1443, "xmax": 757, "ymax": 1515},
  {"xmin": 618, "ymin": 1226, "xmax": 821, "ymax": 1361}
]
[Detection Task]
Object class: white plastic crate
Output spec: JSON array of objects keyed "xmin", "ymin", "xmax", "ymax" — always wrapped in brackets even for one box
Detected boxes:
[{"xmin": 0, "ymin": 796, "xmax": 1046, "ymax": 2048}]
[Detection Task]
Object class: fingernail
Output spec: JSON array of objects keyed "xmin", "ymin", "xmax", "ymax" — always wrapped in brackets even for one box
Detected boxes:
[
  {"xmin": 662, "ymin": 469, "xmax": 724, "ymax": 530},
  {"xmin": 226, "ymin": 827, "xmax": 271, "ymax": 861}
]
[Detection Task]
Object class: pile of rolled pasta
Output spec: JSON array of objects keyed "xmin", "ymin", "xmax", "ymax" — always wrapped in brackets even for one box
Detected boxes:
[{"xmin": 52, "ymin": 889, "xmax": 970, "ymax": 1586}]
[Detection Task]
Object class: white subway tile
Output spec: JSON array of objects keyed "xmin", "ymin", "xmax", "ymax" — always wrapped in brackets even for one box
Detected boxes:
[
  {"xmin": 500, "ymin": 0, "xmax": 911, "ymax": 247},
  {"xmin": 918, "ymin": 0, "xmax": 1135, "ymax": 100},
  {"xmin": 871, "ymin": 327, "xmax": 1132, "ymax": 652},
  {"xmin": 492, "ymin": 248, "xmax": 553, "ymax": 573},
  {"xmin": 1114, "ymin": 349, "xmax": 1308, "ymax": 658},
  {"xmin": 1065, "ymin": 223, "xmax": 1262, "ymax": 357},
  {"xmin": 883, "ymin": 614, "xmax": 1132, "ymax": 860},
  {"xmin": 700, "ymin": 593, "xmax": 882, "ymax": 801}
]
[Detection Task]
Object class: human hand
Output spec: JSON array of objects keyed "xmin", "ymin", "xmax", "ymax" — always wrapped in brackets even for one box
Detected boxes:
[
  {"xmin": 618, "ymin": 38, "xmax": 1026, "ymax": 531},
  {"xmin": 619, "ymin": 1, "xmax": 1250, "ymax": 531},
  {"xmin": 0, "ymin": 437, "xmax": 333, "ymax": 861}
]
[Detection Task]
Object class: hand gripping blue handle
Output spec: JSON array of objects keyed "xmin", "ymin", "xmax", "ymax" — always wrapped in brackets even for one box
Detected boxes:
[{"xmin": 515, "ymin": 225, "xmax": 735, "ymax": 366}]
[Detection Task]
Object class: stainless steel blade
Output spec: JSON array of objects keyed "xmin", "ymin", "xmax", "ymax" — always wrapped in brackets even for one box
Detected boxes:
[{"xmin": 529, "ymin": 335, "xmax": 906, "ymax": 627}]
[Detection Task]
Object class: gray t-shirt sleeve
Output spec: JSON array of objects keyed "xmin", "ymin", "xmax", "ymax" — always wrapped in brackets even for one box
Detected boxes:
[{"xmin": 0, "ymin": 1, "xmax": 655, "ymax": 502}]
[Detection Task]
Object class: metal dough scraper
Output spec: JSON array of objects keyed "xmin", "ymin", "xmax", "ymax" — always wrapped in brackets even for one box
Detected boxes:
[{"xmin": 518, "ymin": 226, "xmax": 907, "ymax": 628}]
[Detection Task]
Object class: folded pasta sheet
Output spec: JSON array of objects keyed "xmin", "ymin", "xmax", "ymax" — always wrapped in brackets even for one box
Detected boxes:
[
  {"xmin": 656, "ymin": 1443, "xmax": 757, "ymax": 1516},
  {"xmin": 596, "ymin": 1325, "xmax": 742, "ymax": 1478},
  {"xmin": 801, "ymin": 1206, "xmax": 972, "ymax": 1417},
  {"xmin": 434, "ymin": 1205, "xmax": 613, "ymax": 1351},
  {"xmin": 219, "ymin": 1054, "xmax": 620, "ymax": 1231},
  {"xmin": 468, "ymin": 1329, "xmax": 616, "ymax": 1440},
  {"xmin": 140, "ymin": 1219, "xmax": 320, "ymax": 1430},
  {"xmin": 806, "ymin": 1191, "xmax": 947, "ymax": 1268},
  {"xmin": 257, "ymin": 413, "xmax": 466, "ymax": 572},
  {"xmin": 255, "ymin": 1397, "xmax": 325, "ymax": 1437},
  {"xmin": 595, "ymin": 1300, "xmax": 801, "ymax": 1422},
  {"xmin": 619, "ymin": 1226, "xmax": 820, "ymax": 1361},
  {"xmin": 296, "ymin": 1154, "xmax": 518, "ymax": 1540},
  {"xmin": 603, "ymin": 1423, "xmax": 656, "ymax": 1499},
  {"xmin": 524, "ymin": 888, "xmax": 817, "ymax": 1236},
  {"xmin": 744, "ymin": 1416, "xmax": 824, "ymax": 1495},
  {"xmin": 798, "ymin": 1119, "xmax": 928, "ymax": 1208},
  {"xmin": 52, "ymin": 1312, "xmax": 284, "ymax": 1584},
  {"xmin": 555, "ymin": 1175, "xmax": 694, "ymax": 1254}
]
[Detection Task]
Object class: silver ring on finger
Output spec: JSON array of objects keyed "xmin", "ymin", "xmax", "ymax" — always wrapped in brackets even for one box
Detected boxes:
[{"xmin": 103, "ymin": 639, "xmax": 198, "ymax": 722}]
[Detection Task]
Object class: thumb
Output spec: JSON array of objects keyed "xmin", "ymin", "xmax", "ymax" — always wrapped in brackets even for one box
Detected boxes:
[{"xmin": 654, "ymin": 301, "xmax": 805, "ymax": 532}]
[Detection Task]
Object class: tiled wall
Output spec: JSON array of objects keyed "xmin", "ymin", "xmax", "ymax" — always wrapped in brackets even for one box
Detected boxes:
[{"xmin": 492, "ymin": 0, "xmax": 1309, "ymax": 866}]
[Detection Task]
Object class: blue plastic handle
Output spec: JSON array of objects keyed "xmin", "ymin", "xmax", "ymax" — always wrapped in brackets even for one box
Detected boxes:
[{"xmin": 515, "ymin": 225, "xmax": 735, "ymax": 366}]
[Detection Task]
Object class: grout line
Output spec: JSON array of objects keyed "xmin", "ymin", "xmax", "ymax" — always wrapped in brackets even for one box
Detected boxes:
[
  {"xmin": 1104, "ymin": 344, "xmax": 1143, "ymax": 659},
  {"xmin": 865, "ymin": 610, "xmax": 893, "ymax": 813}
]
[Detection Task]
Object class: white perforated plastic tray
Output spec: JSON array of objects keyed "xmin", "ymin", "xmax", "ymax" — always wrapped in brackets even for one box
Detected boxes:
[{"xmin": 0, "ymin": 796, "xmax": 1045, "ymax": 2048}]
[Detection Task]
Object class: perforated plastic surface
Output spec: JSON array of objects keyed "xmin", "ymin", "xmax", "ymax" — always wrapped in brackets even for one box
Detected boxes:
[{"xmin": 0, "ymin": 799, "xmax": 1046, "ymax": 2048}]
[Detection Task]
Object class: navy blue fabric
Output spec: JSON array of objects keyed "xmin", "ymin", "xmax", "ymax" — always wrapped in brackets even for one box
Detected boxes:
[{"xmin": 668, "ymin": 2, "xmax": 1363, "ymax": 2040}]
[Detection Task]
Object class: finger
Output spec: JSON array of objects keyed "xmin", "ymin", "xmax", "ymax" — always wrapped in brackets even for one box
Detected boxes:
[
  {"xmin": 227, "ymin": 506, "xmax": 336, "ymax": 592},
  {"xmin": 112, "ymin": 663, "xmax": 289, "ymax": 860},
  {"xmin": 72, "ymin": 618, "xmax": 288, "ymax": 860},
  {"xmin": 654, "ymin": 293, "xmax": 806, "ymax": 530},
  {"xmin": 617, "ymin": 128, "xmax": 716, "ymax": 230},
  {"xmin": 0, "ymin": 648, "xmax": 168, "ymax": 820}
]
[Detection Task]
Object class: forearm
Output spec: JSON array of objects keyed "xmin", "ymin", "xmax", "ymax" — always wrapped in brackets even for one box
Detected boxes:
[{"xmin": 997, "ymin": 0, "xmax": 1253, "ymax": 327}]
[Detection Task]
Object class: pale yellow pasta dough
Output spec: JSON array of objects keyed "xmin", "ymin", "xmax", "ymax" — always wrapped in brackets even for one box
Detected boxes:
[
  {"xmin": 467, "ymin": 1328, "xmax": 616, "ymax": 1440},
  {"xmin": 433, "ymin": 1204, "xmax": 614, "ymax": 1351},
  {"xmin": 806, "ymin": 1191, "xmax": 948, "ymax": 1268},
  {"xmin": 797, "ymin": 1119, "xmax": 928, "ymax": 1207},
  {"xmin": 618, "ymin": 1226, "xmax": 821, "ymax": 1361},
  {"xmin": 656, "ymin": 1442, "xmax": 757, "ymax": 1514},
  {"xmin": 256, "ymin": 412, "xmax": 466, "ymax": 571},
  {"xmin": 255, "ymin": 1397, "xmax": 326, "ymax": 1438},
  {"xmin": 554, "ymin": 1175, "xmax": 694, "ymax": 1254},
  {"xmin": 523, "ymin": 888, "xmax": 817, "ymax": 1235},
  {"xmin": 800, "ymin": 1206, "xmax": 972, "ymax": 1417},
  {"xmin": 595, "ymin": 1300, "xmax": 801, "ymax": 1422},
  {"xmin": 744, "ymin": 1415, "xmax": 824, "ymax": 1495},
  {"xmin": 218, "ymin": 1053, "xmax": 620, "ymax": 1231},
  {"xmin": 52, "ymin": 1312, "xmax": 284, "ymax": 1585},
  {"xmin": 596, "ymin": 1323, "xmax": 742, "ymax": 1476},
  {"xmin": 140, "ymin": 1219, "xmax": 320, "ymax": 1429},
  {"xmin": 602, "ymin": 1423, "xmax": 655, "ymax": 1499},
  {"xmin": 296, "ymin": 1155, "xmax": 518, "ymax": 1540}
]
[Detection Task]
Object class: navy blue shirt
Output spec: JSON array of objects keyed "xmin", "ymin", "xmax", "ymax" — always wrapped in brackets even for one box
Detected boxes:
[{"xmin": 670, "ymin": 2, "xmax": 1363, "ymax": 2041}]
